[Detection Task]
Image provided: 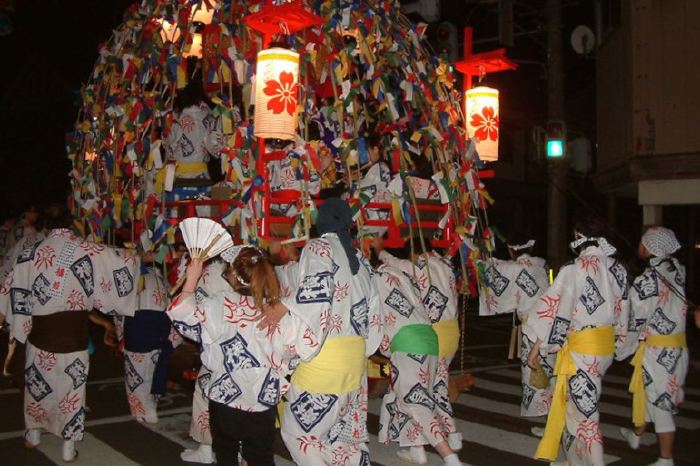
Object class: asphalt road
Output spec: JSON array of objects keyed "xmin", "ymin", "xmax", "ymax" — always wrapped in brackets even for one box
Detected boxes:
[{"xmin": 1, "ymin": 305, "xmax": 699, "ymax": 465}]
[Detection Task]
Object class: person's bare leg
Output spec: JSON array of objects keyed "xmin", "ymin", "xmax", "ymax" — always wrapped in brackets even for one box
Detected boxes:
[{"xmin": 658, "ymin": 431, "xmax": 674, "ymax": 460}]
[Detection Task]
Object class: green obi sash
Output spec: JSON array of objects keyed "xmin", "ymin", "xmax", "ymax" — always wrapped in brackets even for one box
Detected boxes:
[{"xmin": 390, "ymin": 324, "xmax": 439, "ymax": 356}]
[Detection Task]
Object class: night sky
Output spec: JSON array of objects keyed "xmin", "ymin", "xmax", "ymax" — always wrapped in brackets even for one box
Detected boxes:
[{"xmin": 0, "ymin": 0, "xmax": 595, "ymax": 220}]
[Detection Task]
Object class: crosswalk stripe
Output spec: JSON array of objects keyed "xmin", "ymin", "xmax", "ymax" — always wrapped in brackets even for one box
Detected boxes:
[
  {"xmin": 451, "ymin": 390, "xmax": 658, "ymax": 446},
  {"xmin": 35, "ymin": 432, "xmax": 142, "ymax": 466}
]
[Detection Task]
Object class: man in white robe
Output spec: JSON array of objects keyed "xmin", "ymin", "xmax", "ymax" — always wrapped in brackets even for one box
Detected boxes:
[
  {"xmin": 619, "ymin": 227, "xmax": 689, "ymax": 466},
  {"xmin": 524, "ymin": 219, "xmax": 630, "ymax": 466},
  {"xmin": 478, "ymin": 239, "xmax": 553, "ymax": 425},
  {"xmin": 0, "ymin": 212, "xmax": 139, "ymax": 462}
]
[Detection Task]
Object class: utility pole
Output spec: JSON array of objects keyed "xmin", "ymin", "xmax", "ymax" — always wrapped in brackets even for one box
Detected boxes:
[{"xmin": 546, "ymin": 0, "xmax": 567, "ymax": 268}]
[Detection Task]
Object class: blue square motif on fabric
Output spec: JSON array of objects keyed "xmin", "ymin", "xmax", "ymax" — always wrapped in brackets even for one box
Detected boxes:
[
  {"xmin": 296, "ymin": 271, "xmax": 333, "ymax": 304},
  {"xmin": 257, "ymin": 369, "xmax": 281, "ymax": 408},
  {"xmin": 484, "ymin": 265, "xmax": 509, "ymax": 297},
  {"xmin": 124, "ymin": 356, "xmax": 143, "ymax": 392},
  {"xmin": 403, "ymin": 383, "xmax": 435, "ymax": 410},
  {"xmin": 32, "ymin": 274, "xmax": 52, "ymax": 305},
  {"xmin": 70, "ymin": 255, "xmax": 95, "ymax": 297},
  {"xmin": 25, "ymin": 365, "xmax": 52, "ymax": 401},
  {"xmin": 522, "ymin": 383, "xmax": 536, "ymax": 409},
  {"xmin": 652, "ymin": 393, "xmax": 675, "ymax": 413},
  {"xmin": 290, "ymin": 392, "xmax": 338, "ymax": 433},
  {"xmin": 579, "ymin": 277, "xmax": 605, "ymax": 315},
  {"xmin": 220, "ymin": 334, "xmax": 260, "ymax": 372},
  {"xmin": 113, "ymin": 266, "xmax": 134, "ymax": 297},
  {"xmin": 433, "ymin": 380, "xmax": 452, "ymax": 415},
  {"xmin": 649, "ymin": 308, "xmax": 677, "ymax": 336},
  {"xmin": 61, "ymin": 408, "xmax": 86, "ymax": 440},
  {"xmin": 10, "ymin": 287, "xmax": 32, "ymax": 315},
  {"xmin": 407, "ymin": 353, "xmax": 427, "ymax": 364},
  {"xmin": 208, "ymin": 373, "xmax": 243, "ymax": 405},
  {"xmin": 515, "ymin": 269, "xmax": 540, "ymax": 297},
  {"xmin": 568, "ymin": 370, "xmax": 598, "ymax": 418},
  {"xmin": 656, "ymin": 347, "xmax": 682, "ymax": 374},
  {"xmin": 633, "ymin": 273, "xmax": 658, "ymax": 300},
  {"xmin": 547, "ymin": 316, "xmax": 570, "ymax": 346},
  {"xmin": 172, "ymin": 320, "xmax": 202, "ymax": 342},
  {"xmin": 423, "ymin": 285, "xmax": 448, "ymax": 322},
  {"xmin": 16, "ymin": 242, "xmax": 40, "ymax": 264},
  {"xmin": 386, "ymin": 401, "xmax": 410, "ymax": 440},
  {"xmin": 350, "ymin": 298, "xmax": 369, "ymax": 337},
  {"xmin": 64, "ymin": 358, "xmax": 88, "ymax": 390},
  {"xmin": 385, "ymin": 288, "xmax": 414, "ymax": 318}
]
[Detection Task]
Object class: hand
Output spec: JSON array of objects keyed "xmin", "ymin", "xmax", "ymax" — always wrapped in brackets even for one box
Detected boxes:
[
  {"xmin": 103, "ymin": 323, "xmax": 118, "ymax": 348},
  {"xmin": 282, "ymin": 244, "xmax": 299, "ymax": 262},
  {"xmin": 182, "ymin": 258, "xmax": 204, "ymax": 293},
  {"xmin": 527, "ymin": 339, "xmax": 542, "ymax": 369},
  {"xmin": 695, "ymin": 306, "xmax": 700, "ymax": 329},
  {"xmin": 257, "ymin": 301, "xmax": 288, "ymax": 331}
]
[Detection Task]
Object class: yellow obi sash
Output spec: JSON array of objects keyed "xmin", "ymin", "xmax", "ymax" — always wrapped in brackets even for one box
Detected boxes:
[
  {"xmin": 291, "ymin": 335, "xmax": 366, "ymax": 395},
  {"xmin": 176, "ymin": 161, "xmax": 208, "ymax": 176},
  {"xmin": 433, "ymin": 319, "xmax": 460, "ymax": 357},
  {"xmin": 629, "ymin": 333, "xmax": 687, "ymax": 427},
  {"xmin": 535, "ymin": 326, "xmax": 615, "ymax": 461}
]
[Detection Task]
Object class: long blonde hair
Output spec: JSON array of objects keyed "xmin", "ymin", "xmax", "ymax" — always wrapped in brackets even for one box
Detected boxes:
[{"xmin": 226, "ymin": 247, "xmax": 280, "ymax": 309}]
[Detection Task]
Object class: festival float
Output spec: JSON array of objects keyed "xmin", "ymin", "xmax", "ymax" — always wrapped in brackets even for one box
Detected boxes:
[{"xmin": 67, "ymin": 0, "xmax": 515, "ymax": 395}]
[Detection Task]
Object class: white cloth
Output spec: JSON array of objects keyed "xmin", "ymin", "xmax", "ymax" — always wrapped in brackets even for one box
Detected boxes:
[
  {"xmin": 627, "ymin": 258, "xmax": 688, "ymax": 421},
  {"xmin": 374, "ymin": 264, "xmax": 446, "ymax": 447},
  {"xmin": 280, "ymin": 234, "xmax": 382, "ymax": 466},
  {"xmin": 522, "ymin": 246, "xmax": 630, "ymax": 466},
  {"xmin": 24, "ymin": 342, "xmax": 89, "ymax": 441},
  {"xmin": 165, "ymin": 104, "xmax": 224, "ymax": 179},
  {"xmin": 477, "ymin": 254, "xmax": 553, "ymax": 417},
  {"xmin": 358, "ymin": 162, "xmax": 391, "ymax": 235},
  {"xmin": 641, "ymin": 227, "xmax": 681, "ymax": 258},
  {"xmin": 377, "ymin": 250, "xmax": 459, "ymax": 435}
]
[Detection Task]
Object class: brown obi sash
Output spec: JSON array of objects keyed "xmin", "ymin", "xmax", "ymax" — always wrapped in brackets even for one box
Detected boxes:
[{"xmin": 28, "ymin": 311, "xmax": 90, "ymax": 354}]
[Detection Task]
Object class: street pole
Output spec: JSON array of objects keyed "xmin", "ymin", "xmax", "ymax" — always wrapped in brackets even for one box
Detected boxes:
[{"xmin": 546, "ymin": 0, "xmax": 567, "ymax": 268}]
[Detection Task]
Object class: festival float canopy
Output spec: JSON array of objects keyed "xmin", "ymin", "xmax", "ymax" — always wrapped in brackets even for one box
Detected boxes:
[{"xmin": 67, "ymin": 0, "xmax": 501, "ymax": 290}]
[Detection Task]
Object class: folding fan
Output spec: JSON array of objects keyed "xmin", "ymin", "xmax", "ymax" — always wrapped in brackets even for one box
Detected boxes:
[{"xmin": 179, "ymin": 217, "xmax": 234, "ymax": 261}]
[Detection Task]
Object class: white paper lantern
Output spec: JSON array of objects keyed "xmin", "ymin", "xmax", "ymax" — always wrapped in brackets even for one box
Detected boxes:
[
  {"xmin": 465, "ymin": 86, "xmax": 500, "ymax": 162},
  {"xmin": 254, "ymin": 48, "xmax": 300, "ymax": 140}
]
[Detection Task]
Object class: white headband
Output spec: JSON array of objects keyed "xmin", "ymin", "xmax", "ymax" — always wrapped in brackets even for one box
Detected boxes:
[
  {"xmin": 220, "ymin": 245, "xmax": 262, "ymax": 287},
  {"xmin": 569, "ymin": 234, "xmax": 617, "ymax": 257},
  {"xmin": 507, "ymin": 239, "xmax": 535, "ymax": 251}
]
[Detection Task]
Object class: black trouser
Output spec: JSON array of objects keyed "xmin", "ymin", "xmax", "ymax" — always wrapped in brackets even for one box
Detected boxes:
[{"xmin": 208, "ymin": 399, "xmax": 276, "ymax": 466}]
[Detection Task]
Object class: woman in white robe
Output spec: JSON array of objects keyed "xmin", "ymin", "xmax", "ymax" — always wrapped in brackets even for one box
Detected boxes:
[
  {"xmin": 524, "ymin": 220, "xmax": 630, "ymax": 466},
  {"xmin": 619, "ymin": 227, "xmax": 689, "ymax": 466},
  {"xmin": 169, "ymin": 246, "xmax": 320, "ymax": 466}
]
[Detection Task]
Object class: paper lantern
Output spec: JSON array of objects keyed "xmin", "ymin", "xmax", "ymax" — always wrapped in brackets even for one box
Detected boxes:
[
  {"xmin": 465, "ymin": 86, "xmax": 499, "ymax": 162},
  {"xmin": 253, "ymin": 48, "xmax": 300, "ymax": 140}
]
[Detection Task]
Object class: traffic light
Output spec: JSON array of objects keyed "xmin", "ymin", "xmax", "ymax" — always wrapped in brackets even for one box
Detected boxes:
[
  {"xmin": 435, "ymin": 21, "xmax": 458, "ymax": 63},
  {"xmin": 546, "ymin": 120, "xmax": 566, "ymax": 158}
]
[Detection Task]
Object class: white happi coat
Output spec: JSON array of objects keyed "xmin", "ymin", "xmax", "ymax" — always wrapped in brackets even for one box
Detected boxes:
[
  {"xmin": 523, "ymin": 245, "xmax": 630, "ymax": 466},
  {"xmin": 378, "ymin": 250, "xmax": 459, "ymax": 434},
  {"xmin": 165, "ymin": 103, "xmax": 223, "ymax": 179},
  {"xmin": 478, "ymin": 254, "xmax": 553, "ymax": 417},
  {"xmin": 626, "ymin": 257, "xmax": 689, "ymax": 420},
  {"xmin": 0, "ymin": 228, "xmax": 139, "ymax": 441},
  {"xmin": 168, "ymin": 278, "xmax": 322, "ymax": 414},
  {"xmin": 123, "ymin": 267, "xmax": 170, "ymax": 422},
  {"xmin": 268, "ymin": 148, "xmax": 321, "ymax": 217},
  {"xmin": 281, "ymin": 234, "xmax": 382, "ymax": 466},
  {"xmin": 375, "ymin": 263, "xmax": 445, "ymax": 447}
]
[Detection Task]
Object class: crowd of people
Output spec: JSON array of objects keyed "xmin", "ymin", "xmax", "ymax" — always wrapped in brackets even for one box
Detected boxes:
[{"xmin": 0, "ymin": 199, "xmax": 696, "ymax": 466}]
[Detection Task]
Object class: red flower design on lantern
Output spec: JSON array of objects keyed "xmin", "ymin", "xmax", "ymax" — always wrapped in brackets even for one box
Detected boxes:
[
  {"xmin": 263, "ymin": 71, "xmax": 299, "ymax": 116},
  {"xmin": 470, "ymin": 106, "xmax": 499, "ymax": 142}
]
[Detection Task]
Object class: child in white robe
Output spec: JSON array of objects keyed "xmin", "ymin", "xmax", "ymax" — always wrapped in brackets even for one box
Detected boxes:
[{"xmin": 619, "ymin": 227, "xmax": 689, "ymax": 466}]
